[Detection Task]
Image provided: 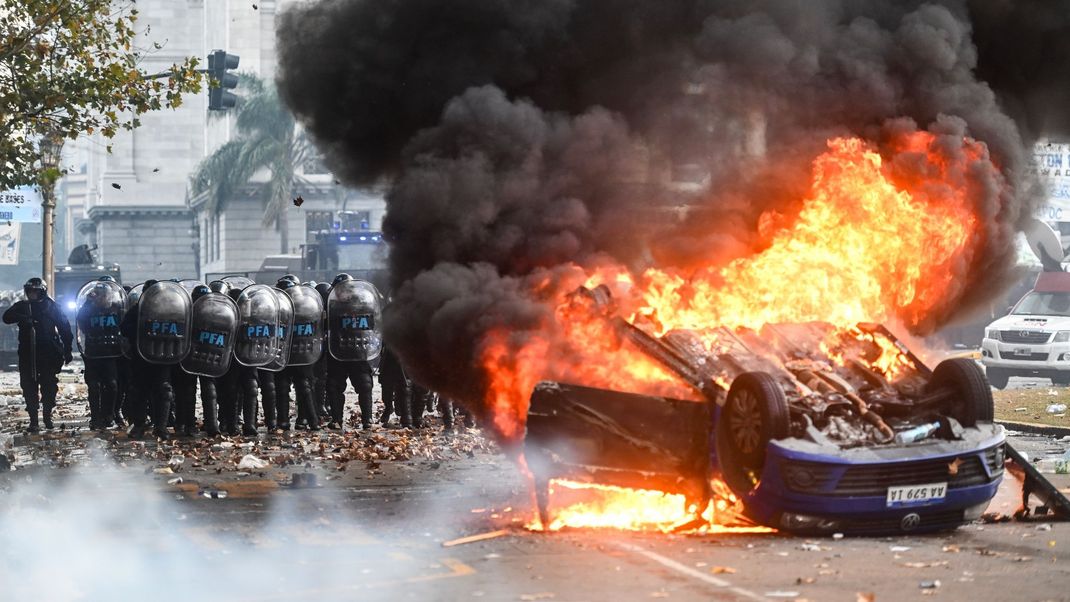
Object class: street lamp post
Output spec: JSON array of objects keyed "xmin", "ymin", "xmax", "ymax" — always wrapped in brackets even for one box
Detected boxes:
[{"xmin": 38, "ymin": 133, "xmax": 64, "ymax": 294}]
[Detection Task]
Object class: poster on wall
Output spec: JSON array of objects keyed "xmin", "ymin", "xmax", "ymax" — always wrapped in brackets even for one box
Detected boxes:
[{"xmin": 0, "ymin": 222, "xmax": 21, "ymax": 266}]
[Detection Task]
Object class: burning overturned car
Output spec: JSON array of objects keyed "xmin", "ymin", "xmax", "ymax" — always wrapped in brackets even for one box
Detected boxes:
[{"xmin": 525, "ymin": 286, "xmax": 1005, "ymax": 535}]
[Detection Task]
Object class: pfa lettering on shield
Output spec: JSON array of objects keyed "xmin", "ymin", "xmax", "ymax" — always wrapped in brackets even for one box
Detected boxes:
[
  {"xmin": 341, "ymin": 314, "xmax": 375, "ymax": 330},
  {"xmin": 149, "ymin": 321, "xmax": 183, "ymax": 336},
  {"xmin": 90, "ymin": 314, "xmax": 119, "ymax": 329},
  {"xmin": 246, "ymin": 324, "xmax": 273, "ymax": 338},
  {"xmin": 198, "ymin": 331, "xmax": 227, "ymax": 347}
]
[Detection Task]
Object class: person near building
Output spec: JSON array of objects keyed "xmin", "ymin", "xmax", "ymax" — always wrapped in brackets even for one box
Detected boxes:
[{"xmin": 2, "ymin": 278, "xmax": 73, "ymax": 433}]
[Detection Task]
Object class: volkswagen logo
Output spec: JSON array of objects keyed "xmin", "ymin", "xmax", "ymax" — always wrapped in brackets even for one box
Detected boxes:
[
  {"xmin": 1020, "ymin": 331, "xmax": 1033, "ymax": 338},
  {"xmin": 900, "ymin": 513, "xmax": 922, "ymax": 531}
]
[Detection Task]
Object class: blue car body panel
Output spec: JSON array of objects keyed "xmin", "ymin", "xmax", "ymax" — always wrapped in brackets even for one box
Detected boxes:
[{"xmin": 708, "ymin": 403, "xmax": 1005, "ymax": 533}]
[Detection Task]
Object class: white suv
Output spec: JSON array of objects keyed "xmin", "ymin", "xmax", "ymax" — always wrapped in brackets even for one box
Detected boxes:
[{"xmin": 982, "ymin": 275, "xmax": 1070, "ymax": 389}]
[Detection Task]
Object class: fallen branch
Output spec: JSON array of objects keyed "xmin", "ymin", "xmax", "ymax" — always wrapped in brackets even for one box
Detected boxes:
[{"xmin": 441, "ymin": 529, "xmax": 511, "ymax": 547}]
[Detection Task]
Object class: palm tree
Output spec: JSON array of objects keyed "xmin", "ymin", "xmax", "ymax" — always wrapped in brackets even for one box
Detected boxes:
[{"xmin": 190, "ymin": 75, "xmax": 314, "ymax": 254}]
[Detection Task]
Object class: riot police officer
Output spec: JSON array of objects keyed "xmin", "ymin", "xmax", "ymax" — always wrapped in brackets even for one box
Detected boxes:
[
  {"xmin": 274, "ymin": 278, "xmax": 322, "ymax": 431},
  {"xmin": 307, "ymin": 282, "xmax": 332, "ymax": 427},
  {"xmin": 76, "ymin": 276, "xmax": 126, "ymax": 430},
  {"xmin": 173, "ymin": 284, "xmax": 223, "ymax": 437},
  {"xmin": 2, "ymin": 278, "xmax": 73, "ymax": 432},
  {"xmin": 121, "ymin": 279, "xmax": 187, "ymax": 439},
  {"xmin": 325, "ymin": 274, "xmax": 381, "ymax": 430}
]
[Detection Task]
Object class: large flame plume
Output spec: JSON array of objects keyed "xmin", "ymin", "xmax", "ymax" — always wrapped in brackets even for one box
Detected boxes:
[{"xmin": 481, "ymin": 130, "xmax": 997, "ymax": 445}]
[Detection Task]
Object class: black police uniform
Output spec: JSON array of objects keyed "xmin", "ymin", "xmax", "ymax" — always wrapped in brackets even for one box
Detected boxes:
[
  {"xmin": 327, "ymin": 356, "xmax": 374, "ymax": 428},
  {"xmin": 378, "ymin": 346, "xmax": 411, "ymax": 427},
  {"xmin": 2, "ymin": 280, "xmax": 73, "ymax": 432},
  {"xmin": 119, "ymin": 296, "xmax": 176, "ymax": 439}
]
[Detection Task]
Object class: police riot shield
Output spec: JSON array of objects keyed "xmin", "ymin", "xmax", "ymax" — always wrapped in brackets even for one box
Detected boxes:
[
  {"xmin": 234, "ymin": 284, "xmax": 280, "ymax": 367},
  {"xmin": 180, "ymin": 293, "xmax": 239, "ymax": 377},
  {"xmin": 327, "ymin": 279, "xmax": 383, "ymax": 361},
  {"xmin": 262, "ymin": 289, "xmax": 294, "ymax": 372},
  {"xmin": 137, "ymin": 281, "xmax": 193, "ymax": 364},
  {"xmin": 75, "ymin": 280, "xmax": 128, "ymax": 358},
  {"xmin": 286, "ymin": 284, "xmax": 324, "ymax": 366},
  {"xmin": 222, "ymin": 275, "xmax": 255, "ymax": 291}
]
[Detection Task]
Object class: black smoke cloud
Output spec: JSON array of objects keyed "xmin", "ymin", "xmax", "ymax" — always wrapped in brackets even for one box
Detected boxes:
[{"xmin": 277, "ymin": 0, "xmax": 1059, "ymax": 433}]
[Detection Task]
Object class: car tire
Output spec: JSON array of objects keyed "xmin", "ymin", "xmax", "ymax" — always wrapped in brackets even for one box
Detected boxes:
[
  {"xmin": 928, "ymin": 358, "xmax": 994, "ymax": 426},
  {"xmin": 716, "ymin": 372, "xmax": 789, "ymax": 495},
  {"xmin": 1053, "ymin": 374, "xmax": 1070, "ymax": 387},
  {"xmin": 985, "ymin": 367, "xmax": 1010, "ymax": 390}
]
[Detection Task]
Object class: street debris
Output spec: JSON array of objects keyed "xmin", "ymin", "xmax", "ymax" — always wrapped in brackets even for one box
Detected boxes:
[
  {"xmin": 237, "ymin": 454, "xmax": 269, "ymax": 470},
  {"xmin": 918, "ymin": 580, "xmax": 941, "ymax": 589},
  {"xmin": 902, "ymin": 561, "xmax": 948, "ymax": 568},
  {"xmin": 709, "ymin": 566, "xmax": 736, "ymax": 574},
  {"xmin": 442, "ymin": 529, "xmax": 511, "ymax": 547},
  {"xmin": 289, "ymin": 472, "xmax": 317, "ymax": 488},
  {"xmin": 518, "ymin": 593, "xmax": 555, "ymax": 600}
]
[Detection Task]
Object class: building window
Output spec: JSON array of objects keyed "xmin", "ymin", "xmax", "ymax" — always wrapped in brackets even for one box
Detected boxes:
[
  {"xmin": 338, "ymin": 210, "xmax": 371, "ymax": 231},
  {"xmin": 306, "ymin": 210, "xmax": 332, "ymax": 236}
]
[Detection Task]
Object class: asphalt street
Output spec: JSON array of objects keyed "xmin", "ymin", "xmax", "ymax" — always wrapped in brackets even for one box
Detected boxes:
[{"xmin": 0, "ymin": 370, "xmax": 1068, "ymax": 601}]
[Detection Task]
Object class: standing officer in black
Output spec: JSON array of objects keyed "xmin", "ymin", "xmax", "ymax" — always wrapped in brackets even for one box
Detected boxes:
[{"xmin": 2, "ymin": 278, "xmax": 73, "ymax": 433}]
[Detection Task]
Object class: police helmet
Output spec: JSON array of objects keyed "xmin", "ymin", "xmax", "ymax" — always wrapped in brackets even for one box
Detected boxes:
[
  {"xmin": 191, "ymin": 284, "xmax": 211, "ymax": 302},
  {"xmin": 332, "ymin": 273, "xmax": 353, "ymax": 286},
  {"xmin": 122, "ymin": 285, "xmax": 132, "ymax": 293},
  {"xmin": 208, "ymin": 280, "xmax": 230, "ymax": 295},
  {"xmin": 281, "ymin": 273, "xmax": 300, "ymax": 284},
  {"xmin": 98, "ymin": 275, "xmax": 116, "ymax": 283},
  {"xmin": 23, "ymin": 277, "xmax": 47, "ymax": 297},
  {"xmin": 144, "ymin": 279, "xmax": 159, "ymax": 290},
  {"xmin": 275, "ymin": 278, "xmax": 296, "ymax": 290},
  {"xmin": 315, "ymin": 282, "xmax": 330, "ymax": 300}
]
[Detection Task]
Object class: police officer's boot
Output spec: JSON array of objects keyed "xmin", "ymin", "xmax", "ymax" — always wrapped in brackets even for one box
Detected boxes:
[
  {"xmin": 43, "ymin": 408, "xmax": 54, "ymax": 430},
  {"xmin": 128, "ymin": 423, "xmax": 146, "ymax": 439},
  {"xmin": 26, "ymin": 408, "xmax": 39, "ymax": 434}
]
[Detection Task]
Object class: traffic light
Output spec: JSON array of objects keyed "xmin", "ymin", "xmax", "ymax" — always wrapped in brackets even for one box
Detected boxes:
[{"xmin": 207, "ymin": 50, "xmax": 240, "ymax": 111}]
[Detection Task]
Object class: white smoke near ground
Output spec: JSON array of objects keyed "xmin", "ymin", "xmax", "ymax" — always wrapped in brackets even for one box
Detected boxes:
[{"xmin": 0, "ymin": 441, "xmax": 524, "ymax": 601}]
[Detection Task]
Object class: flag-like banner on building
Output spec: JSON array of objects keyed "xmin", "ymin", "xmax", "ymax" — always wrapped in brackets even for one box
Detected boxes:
[
  {"xmin": 0, "ymin": 186, "xmax": 42, "ymax": 223},
  {"xmin": 0, "ymin": 223, "xmax": 22, "ymax": 266},
  {"xmin": 1033, "ymin": 142, "xmax": 1070, "ymax": 224}
]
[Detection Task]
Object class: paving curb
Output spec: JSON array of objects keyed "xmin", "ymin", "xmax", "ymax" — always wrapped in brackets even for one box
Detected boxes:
[{"xmin": 997, "ymin": 419, "xmax": 1070, "ymax": 438}]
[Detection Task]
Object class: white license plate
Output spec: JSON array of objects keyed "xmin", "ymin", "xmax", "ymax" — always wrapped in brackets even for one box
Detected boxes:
[
  {"xmin": 886, "ymin": 482, "xmax": 947, "ymax": 507},
  {"xmin": 1013, "ymin": 348, "xmax": 1033, "ymax": 357}
]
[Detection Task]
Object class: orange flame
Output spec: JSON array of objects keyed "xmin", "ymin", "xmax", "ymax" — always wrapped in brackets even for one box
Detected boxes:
[
  {"xmin": 527, "ymin": 480, "xmax": 774, "ymax": 534},
  {"xmin": 628, "ymin": 134, "xmax": 977, "ymax": 334},
  {"xmin": 481, "ymin": 131, "xmax": 997, "ymax": 531}
]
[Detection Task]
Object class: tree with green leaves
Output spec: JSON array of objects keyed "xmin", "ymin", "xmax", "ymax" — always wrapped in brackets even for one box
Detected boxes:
[
  {"xmin": 191, "ymin": 75, "xmax": 314, "ymax": 254},
  {"xmin": 0, "ymin": 0, "xmax": 202, "ymax": 190}
]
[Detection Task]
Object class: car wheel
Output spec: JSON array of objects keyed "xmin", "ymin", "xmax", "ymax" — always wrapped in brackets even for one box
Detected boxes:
[
  {"xmin": 986, "ymin": 367, "xmax": 1010, "ymax": 390},
  {"xmin": 716, "ymin": 372, "xmax": 789, "ymax": 494},
  {"xmin": 927, "ymin": 358, "xmax": 994, "ymax": 426},
  {"xmin": 1053, "ymin": 374, "xmax": 1070, "ymax": 386}
]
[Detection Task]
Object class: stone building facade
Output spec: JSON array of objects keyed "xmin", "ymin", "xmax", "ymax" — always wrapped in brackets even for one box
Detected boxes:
[{"xmin": 62, "ymin": 0, "xmax": 384, "ymax": 284}]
